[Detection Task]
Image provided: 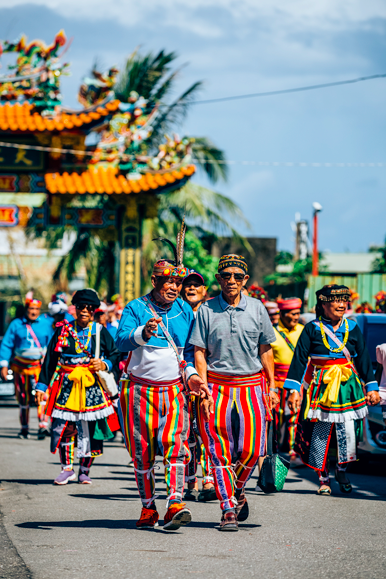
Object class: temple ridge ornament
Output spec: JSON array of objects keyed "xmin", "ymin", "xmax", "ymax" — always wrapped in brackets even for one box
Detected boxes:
[{"xmin": 0, "ymin": 30, "xmax": 70, "ymax": 113}]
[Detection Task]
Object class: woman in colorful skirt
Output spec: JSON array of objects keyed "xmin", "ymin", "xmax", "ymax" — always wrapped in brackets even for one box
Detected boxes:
[
  {"xmin": 285, "ymin": 284, "xmax": 380, "ymax": 495},
  {"xmin": 35, "ymin": 289, "xmax": 120, "ymax": 485}
]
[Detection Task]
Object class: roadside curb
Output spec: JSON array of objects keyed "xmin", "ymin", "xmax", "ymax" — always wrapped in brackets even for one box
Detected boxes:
[{"xmin": 0, "ymin": 511, "xmax": 32, "ymax": 579}]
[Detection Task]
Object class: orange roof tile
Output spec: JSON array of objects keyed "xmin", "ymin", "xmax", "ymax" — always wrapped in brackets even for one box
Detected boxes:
[
  {"xmin": 0, "ymin": 100, "xmax": 120, "ymax": 132},
  {"xmin": 45, "ymin": 165, "xmax": 196, "ymax": 195}
]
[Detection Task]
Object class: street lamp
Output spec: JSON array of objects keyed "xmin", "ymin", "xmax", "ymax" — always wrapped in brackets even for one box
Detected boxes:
[{"xmin": 312, "ymin": 202, "xmax": 323, "ymax": 276}]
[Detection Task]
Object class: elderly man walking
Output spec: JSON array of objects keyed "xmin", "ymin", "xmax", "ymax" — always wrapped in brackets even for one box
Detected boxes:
[
  {"xmin": 190, "ymin": 254, "xmax": 279, "ymax": 531},
  {"xmin": 115, "ymin": 257, "xmax": 210, "ymax": 531}
]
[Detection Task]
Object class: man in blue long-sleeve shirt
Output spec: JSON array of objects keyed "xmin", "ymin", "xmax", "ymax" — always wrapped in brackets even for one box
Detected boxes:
[
  {"xmin": 0, "ymin": 297, "xmax": 53, "ymax": 439},
  {"xmin": 115, "ymin": 258, "xmax": 211, "ymax": 532}
]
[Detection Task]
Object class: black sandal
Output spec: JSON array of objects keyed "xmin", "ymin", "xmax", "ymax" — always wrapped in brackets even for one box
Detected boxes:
[
  {"xmin": 198, "ymin": 487, "xmax": 217, "ymax": 502},
  {"xmin": 335, "ymin": 468, "xmax": 352, "ymax": 493}
]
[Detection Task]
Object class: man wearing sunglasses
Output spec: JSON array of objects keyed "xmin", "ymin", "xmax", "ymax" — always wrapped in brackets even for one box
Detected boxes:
[
  {"xmin": 115, "ymin": 259, "xmax": 211, "ymax": 532},
  {"xmin": 35, "ymin": 289, "xmax": 120, "ymax": 485},
  {"xmin": 190, "ymin": 254, "xmax": 279, "ymax": 531}
]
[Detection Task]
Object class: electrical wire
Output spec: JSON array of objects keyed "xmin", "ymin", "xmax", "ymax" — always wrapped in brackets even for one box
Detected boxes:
[
  {"xmin": 191, "ymin": 73, "xmax": 386, "ymax": 105},
  {"xmin": 0, "ymin": 141, "xmax": 384, "ymax": 168}
]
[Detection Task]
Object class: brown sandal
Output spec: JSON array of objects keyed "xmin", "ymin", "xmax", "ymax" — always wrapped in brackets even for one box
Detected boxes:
[{"xmin": 317, "ymin": 484, "xmax": 332, "ymax": 496}]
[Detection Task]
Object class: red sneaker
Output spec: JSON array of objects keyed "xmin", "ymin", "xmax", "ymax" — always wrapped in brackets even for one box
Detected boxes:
[
  {"xmin": 136, "ymin": 507, "xmax": 159, "ymax": 529},
  {"xmin": 163, "ymin": 502, "xmax": 192, "ymax": 531}
]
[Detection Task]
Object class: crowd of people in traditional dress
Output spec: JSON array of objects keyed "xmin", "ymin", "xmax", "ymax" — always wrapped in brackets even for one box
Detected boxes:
[{"xmin": 1, "ymin": 232, "xmax": 385, "ymax": 531}]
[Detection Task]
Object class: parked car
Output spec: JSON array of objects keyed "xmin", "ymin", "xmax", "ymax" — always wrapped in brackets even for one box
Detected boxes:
[{"xmin": 348, "ymin": 314, "xmax": 386, "ymax": 459}]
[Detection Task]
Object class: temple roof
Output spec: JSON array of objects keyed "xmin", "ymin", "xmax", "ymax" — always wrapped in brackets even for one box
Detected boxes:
[
  {"xmin": 44, "ymin": 165, "xmax": 195, "ymax": 195},
  {"xmin": 0, "ymin": 99, "xmax": 121, "ymax": 132}
]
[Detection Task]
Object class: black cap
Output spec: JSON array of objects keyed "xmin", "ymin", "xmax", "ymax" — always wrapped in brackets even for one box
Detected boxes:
[{"xmin": 72, "ymin": 289, "xmax": 101, "ymax": 308}]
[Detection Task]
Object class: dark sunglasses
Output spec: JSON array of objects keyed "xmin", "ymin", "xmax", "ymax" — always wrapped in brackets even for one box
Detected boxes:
[
  {"xmin": 75, "ymin": 303, "xmax": 96, "ymax": 312},
  {"xmin": 219, "ymin": 272, "xmax": 245, "ymax": 281}
]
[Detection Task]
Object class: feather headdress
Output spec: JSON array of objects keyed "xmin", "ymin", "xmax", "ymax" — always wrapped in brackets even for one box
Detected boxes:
[
  {"xmin": 152, "ymin": 216, "xmax": 188, "ymax": 277},
  {"xmin": 153, "ymin": 216, "xmax": 186, "ymax": 267}
]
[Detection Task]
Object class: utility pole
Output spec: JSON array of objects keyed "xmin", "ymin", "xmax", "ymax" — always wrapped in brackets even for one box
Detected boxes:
[{"xmin": 312, "ymin": 202, "xmax": 322, "ymax": 276}]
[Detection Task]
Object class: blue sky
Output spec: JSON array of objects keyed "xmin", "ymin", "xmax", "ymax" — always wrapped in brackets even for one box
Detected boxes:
[{"xmin": 0, "ymin": 1, "xmax": 385, "ymax": 252}]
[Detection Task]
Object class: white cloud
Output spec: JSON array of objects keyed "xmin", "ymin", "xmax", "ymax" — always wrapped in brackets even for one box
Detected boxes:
[{"xmin": 0, "ymin": 0, "xmax": 385, "ymax": 37}]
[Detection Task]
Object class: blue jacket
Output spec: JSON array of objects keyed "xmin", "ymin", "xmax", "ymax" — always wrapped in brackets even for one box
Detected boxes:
[
  {"xmin": 115, "ymin": 294, "xmax": 196, "ymax": 382},
  {"xmin": 0, "ymin": 316, "xmax": 53, "ymax": 365}
]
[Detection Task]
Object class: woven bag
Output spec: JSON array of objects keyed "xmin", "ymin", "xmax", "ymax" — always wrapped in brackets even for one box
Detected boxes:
[{"xmin": 258, "ymin": 415, "xmax": 289, "ymax": 493}]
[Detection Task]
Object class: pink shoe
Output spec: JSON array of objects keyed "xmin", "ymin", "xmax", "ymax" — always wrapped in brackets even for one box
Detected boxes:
[
  {"xmin": 78, "ymin": 472, "xmax": 92, "ymax": 484},
  {"xmin": 54, "ymin": 469, "xmax": 76, "ymax": 485}
]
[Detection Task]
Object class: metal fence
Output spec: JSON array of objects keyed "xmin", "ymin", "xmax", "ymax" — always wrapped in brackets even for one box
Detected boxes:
[{"xmin": 307, "ymin": 274, "xmax": 386, "ymax": 309}]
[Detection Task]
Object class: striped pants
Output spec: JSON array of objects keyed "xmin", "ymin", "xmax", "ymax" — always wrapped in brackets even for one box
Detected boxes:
[
  {"xmin": 120, "ymin": 377, "xmax": 190, "ymax": 508},
  {"xmin": 14, "ymin": 371, "xmax": 48, "ymax": 431},
  {"xmin": 185, "ymin": 398, "xmax": 214, "ymax": 486},
  {"xmin": 198, "ymin": 372, "xmax": 266, "ymax": 511}
]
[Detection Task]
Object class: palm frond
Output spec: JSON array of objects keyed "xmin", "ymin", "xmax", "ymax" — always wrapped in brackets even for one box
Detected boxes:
[
  {"xmin": 53, "ymin": 231, "xmax": 90, "ymax": 282},
  {"xmin": 190, "ymin": 137, "xmax": 228, "ymax": 183},
  {"xmin": 114, "ymin": 49, "xmax": 179, "ymax": 103},
  {"xmin": 150, "ymin": 81, "xmax": 203, "ymax": 146}
]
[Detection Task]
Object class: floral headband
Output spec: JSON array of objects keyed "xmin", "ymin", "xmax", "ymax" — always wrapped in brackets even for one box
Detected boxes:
[{"xmin": 152, "ymin": 260, "xmax": 188, "ymax": 278}]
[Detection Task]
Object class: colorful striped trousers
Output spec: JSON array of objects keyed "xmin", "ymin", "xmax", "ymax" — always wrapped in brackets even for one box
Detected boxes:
[
  {"xmin": 198, "ymin": 372, "xmax": 266, "ymax": 511},
  {"xmin": 120, "ymin": 376, "xmax": 190, "ymax": 508},
  {"xmin": 185, "ymin": 398, "xmax": 214, "ymax": 485},
  {"xmin": 12, "ymin": 361, "xmax": 48, "ymax": 431}
]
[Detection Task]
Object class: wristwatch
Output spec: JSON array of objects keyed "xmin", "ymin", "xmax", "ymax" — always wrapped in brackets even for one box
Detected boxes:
[
  {"xmin": 289, "ymin": 389, "xmax": 298, "ymax": 394},
  {"xmin": 269, "ymin": 387, "xmax": 278, "ymax": 393}
]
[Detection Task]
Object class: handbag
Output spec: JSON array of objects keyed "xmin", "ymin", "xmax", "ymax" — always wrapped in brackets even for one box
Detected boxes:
[
  {"xmin": 258, "ymin": 415, "xmax": 289, "ymax": 493},
  {"xmin": 94, "ymin": 323, "xmax": 118, "ymax": 398}
]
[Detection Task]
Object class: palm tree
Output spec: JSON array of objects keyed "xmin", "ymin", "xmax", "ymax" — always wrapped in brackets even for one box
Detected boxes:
[
  {"xmin": 38, "ymin": 49, "xmax": 242, "ymax": 295},
  {"xmin": 114, "ymin": 49, "xmax": 228, "ymax": 182}
]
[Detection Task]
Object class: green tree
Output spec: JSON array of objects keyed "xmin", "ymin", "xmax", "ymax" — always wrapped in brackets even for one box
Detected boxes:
[
  {"xmin": 265, "ymin": 254, "xmax": 314, "ymax": 285},
  {"xmin": 371, "ymin": 237, "xmax": 386, "ymax": 273}
]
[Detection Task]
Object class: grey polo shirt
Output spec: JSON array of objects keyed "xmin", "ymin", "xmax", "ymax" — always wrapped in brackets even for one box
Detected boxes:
[{"xmin": 190, "ymin": 292, "xmax": 276, "ymax": 376}]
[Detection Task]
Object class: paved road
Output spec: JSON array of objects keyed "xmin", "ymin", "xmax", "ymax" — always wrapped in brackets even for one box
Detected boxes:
[{"xmin": 0, "ymin": 404, "xmax": 385, "ymax": 579}]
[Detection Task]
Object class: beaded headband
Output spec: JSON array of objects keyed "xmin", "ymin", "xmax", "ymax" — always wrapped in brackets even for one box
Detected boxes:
[
  {"xmin": 316, "ymin": 285, "xmax": 350, "ymax": 302},
  {"xmin": 218, "ymin": 254, "xmax": 248, "ymax": 273}
]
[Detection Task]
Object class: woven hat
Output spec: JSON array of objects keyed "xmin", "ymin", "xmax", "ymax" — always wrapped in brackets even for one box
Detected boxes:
[{"xmin": 218, "ymin": 254, "xmax": 248, "ymax": 273}]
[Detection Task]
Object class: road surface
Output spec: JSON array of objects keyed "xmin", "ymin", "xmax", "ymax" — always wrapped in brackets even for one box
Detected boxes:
[{"xmin": 0, "ymin": 404, "xmax": 385, "ymax": 579}]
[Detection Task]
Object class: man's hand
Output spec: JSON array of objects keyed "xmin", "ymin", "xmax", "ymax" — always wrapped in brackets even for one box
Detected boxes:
[
  {"xmin": 200, "ymin": 396, "xmax": 215, "ymax": 422},
  {"xmin": 142, "ymin": 317, "xmax": 162, "ymax": 341},
  {"xmin": 366, "ymin": 390, "xmax": 380, "ymax": 406},
  {"xmin": 1, "ymin": 366, "xmax": 8, "ymax": 381},
  {"xmin": 187, "ymin": 373, "xmax": 210, "ymax": 399},
  {"xmin": 188, "ymin": 374, "xmax": 214, "ymax": 422},
  {"xmin": 269, "ymin": 389, "xmax": 280, "ymax": 409},
  {"xmin": 90, "ymin": 358, "xmax": 107, "ymax": 372},
  {"xmin": 288, "ymin": 391, "xmax": 301, "ymax": 413},
  {"xmin": 35, "ymin": 390, "xmax": 45, "ymax": 405}
]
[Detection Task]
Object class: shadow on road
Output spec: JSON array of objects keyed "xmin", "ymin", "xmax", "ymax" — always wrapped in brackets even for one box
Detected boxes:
[
  {"xmin": 17, "ymin": 519, "xmax": 138, "ymax": 530},
  {"xmin": 16, "ymin": 518, "xmax": 259, "ymax": 532},
  {"xmin": 1, "ymin": 479, "xmax": 55, "ymax": 485},
  {"xmin": 69, "ymin": 493, "xmax": 139, "ymax": 501}
]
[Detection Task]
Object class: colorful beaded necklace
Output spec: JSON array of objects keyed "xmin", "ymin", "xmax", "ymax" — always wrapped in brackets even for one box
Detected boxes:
[
  {"xmin": 73, "ymin": 321, "xmax": 92, "ymax": 354},
  {"xmin": 319, "ymin": 316, "xmax": 349, "ymax": 353}
]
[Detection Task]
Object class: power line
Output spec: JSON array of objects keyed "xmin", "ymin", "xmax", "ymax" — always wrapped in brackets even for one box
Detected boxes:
[
  {"xmin": 191, "ymin": 73, "xmax": 386, "ymax": 105},
  {"xmin": 0, "ymin": 141, "xmax": 384, "ymax": 168}
]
